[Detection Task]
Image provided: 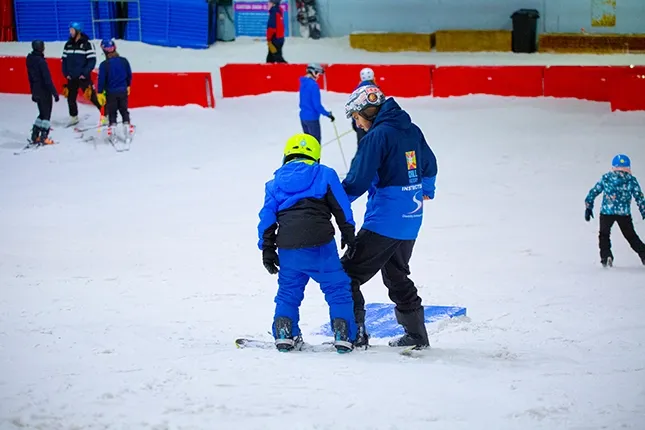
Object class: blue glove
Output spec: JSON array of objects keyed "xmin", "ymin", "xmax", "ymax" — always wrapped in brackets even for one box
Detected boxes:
[{"xmin": 585, "ymin": 208, "xmax": 594, "ymax": 222}]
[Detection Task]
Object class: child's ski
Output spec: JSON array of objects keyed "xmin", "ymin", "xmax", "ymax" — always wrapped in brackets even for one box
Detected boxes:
[
  {"xmin": 13, "ymin": 139, "xmax": 56, "ymax": 155},
  {"xmin": 235, "ymin": 337, "xmax": 427, "ymax": 356}
]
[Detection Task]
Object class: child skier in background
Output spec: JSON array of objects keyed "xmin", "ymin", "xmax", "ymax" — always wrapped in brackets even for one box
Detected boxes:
[
  {"xmin": 26, "ymin": 40, "xmax": 59, "ymax": 145},
  {"xmin": 257, "ymin": 133, "xmax": 357, "ymax": 353},
  {"xmin": 298, "ymin": 63, "xmax": 334, "ymax": 144},
  {"xmin": 585, "ymin": 154, "xmax": 645, "ymax": 267},
  {"xmin": 351, "ymin": 67, "xmax": 376, "ymax": 146},
  {"xmin": 97, "ymin": 39, "xmax": 134, "ymax": 143}
]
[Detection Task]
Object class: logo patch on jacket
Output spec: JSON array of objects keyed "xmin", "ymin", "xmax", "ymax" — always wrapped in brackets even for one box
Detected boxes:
[{"xmin": 405, "ymin": 151, "xmax": 417, "ymax": 170}]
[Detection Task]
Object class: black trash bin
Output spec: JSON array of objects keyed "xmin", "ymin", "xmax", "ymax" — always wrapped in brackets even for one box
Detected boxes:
[{"xmin": 511, "ymin": 9, "xmax": 540, "ymax": 53}]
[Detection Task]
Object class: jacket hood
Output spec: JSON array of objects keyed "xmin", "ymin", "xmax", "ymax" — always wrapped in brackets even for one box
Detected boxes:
[
  {"xmin": 371, "ymin": 98, "xmax": 411, "ymax": 131},
  {"xmin": 274, "ymin": 160, "xmax": 319, "ymax": 194}
]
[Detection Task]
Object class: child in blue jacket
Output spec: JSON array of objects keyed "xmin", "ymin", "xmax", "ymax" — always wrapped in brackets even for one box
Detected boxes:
[
  {"xmin": 97, "ymin": 39, "xmax": 133, "ymax": 142},
  {"xmin": 585, "ymin": 154, "xmax": 645, "ymax": 267},
  {"xmin": 257, "ymin": 133, "xmax": 357, "ymax": 353},
  {"xmin": 298, "ymin": 63, "xmax": 334, "ymax": 144}
]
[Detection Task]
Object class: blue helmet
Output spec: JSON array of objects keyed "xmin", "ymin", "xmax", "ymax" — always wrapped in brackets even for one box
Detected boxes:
[
  {"xmin": 69, "ymin": 22, "xmax": 83, "ymax": 33},
  {"xmin": 100, "ymin": 39, "xmax": 116, "ymax": 53},
  {"xmin": 612, "ymin": 154, "xmax": 631, "ymax": 169}
]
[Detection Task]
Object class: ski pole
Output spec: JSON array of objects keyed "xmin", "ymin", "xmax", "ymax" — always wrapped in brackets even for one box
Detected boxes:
[
  {"xmin": 332, "ymin": 121, "xmax": 348, "ymax": 172},
  {"xmin": 322, "ymin": 128, "xmax": 351, "ymax": 147}
]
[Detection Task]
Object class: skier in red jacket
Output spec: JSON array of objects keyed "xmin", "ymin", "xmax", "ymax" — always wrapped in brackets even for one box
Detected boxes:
[{"xmin": 266, "ymin": 0, "xmax": 286, "ymax": 63}]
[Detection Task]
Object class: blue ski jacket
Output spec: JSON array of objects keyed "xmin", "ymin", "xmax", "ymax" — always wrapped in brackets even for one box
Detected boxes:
[
  {"xmin": 342, "ymin": 97, "xmax": 437, "ymax": 241},
  {"xmin": 585, "ymin": 170, "xmax": 645, "ymax": 218},
  {"xmin": 299, "ymin": 76, "xmax": 331, "ymax": 121},
  {"xmin": 62, "ymin": 33, "xmax": 96, "ymax": 79},
  {"xmin": 258, "ymin": 160, "xmax": 355, "ymax": 250},
  {"xmin": 97, "ymin": 56, "xmax": 132, "ymax": 94}
]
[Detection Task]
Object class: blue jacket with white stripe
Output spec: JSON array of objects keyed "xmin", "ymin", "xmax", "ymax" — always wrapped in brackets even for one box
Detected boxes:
[
  {"xmin": 62, "ymin": 33, "xmax": 97, "ymax": 79},
  {"xmin": 342, "ymin": 98, "xmax": 438, "ymax": 241}
]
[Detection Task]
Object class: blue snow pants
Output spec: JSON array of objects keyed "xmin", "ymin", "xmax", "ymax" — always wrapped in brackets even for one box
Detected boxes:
[
  {"xmin": 301, "ymin": 119, "xmax": 321, "ymax": 144},
  {"xmin": 273, "ymin": 240, "xmax": 357, "ymax": 342}
]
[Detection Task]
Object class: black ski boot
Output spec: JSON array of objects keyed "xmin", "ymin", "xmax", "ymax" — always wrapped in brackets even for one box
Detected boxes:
[
  {"xmin": 273, "ymin": 316, "xmax": 302, "ymax": 352},
  {"xmin": 388, "ymin": 307, "xmax": 430, "ymax": 348},
  {"xmin": 29, "ymin": 125, "xmax": 41, "ymax": 145},
  {"xmin": 601, "ymin": 256, "xmax": 613, "ymax": 268},
  {"xmin": 353, "ymin": 323, "xmax": 369, "ymax": 348},
  {"xmin": 39, "ymin": 126, "xmax": 53, "ymax": 145},
  {"xmin": 332, "ymin": 318, "xmax": 353, "ymax": 353}
]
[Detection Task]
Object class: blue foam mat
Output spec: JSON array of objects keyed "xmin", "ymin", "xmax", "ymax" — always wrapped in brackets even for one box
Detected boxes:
[{"xmin": 314, "ymin": 303, "xmax": 467, "ymax": 338}]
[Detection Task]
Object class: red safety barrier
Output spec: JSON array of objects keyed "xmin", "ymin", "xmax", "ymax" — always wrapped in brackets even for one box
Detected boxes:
[
  {"xmin": 0, "ymin": 57, "xmax": 214, "ymax": 109},
  {"xmin": 610, "ymin": 73, "xmax": 645, "ymax": 111},
  {"xmin": 126, "ymin": 72, "xmax": 215, "ymax": 108},
  {"xmin": 543, "ymin": 66, "xmax": 642, "ymax": 102},
  {"xmin": 220, "ymin": 63, "xmax": 322, "ymax": 98},
  {"xmin": 325, "ymin": 64, "xmax": 433, "ymax": 97},
  {"xmin": 433, "ymin": 66, "xmax": 544, "ymax": 98}
]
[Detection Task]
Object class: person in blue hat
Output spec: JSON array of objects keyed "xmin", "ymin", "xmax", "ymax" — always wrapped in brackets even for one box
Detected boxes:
[
  {"xmin": 585, "ymin": 154, "xmax": 645, "ymax": 267},
  {"xmin": 97, "ymin": 39, "xmax": 133, "ymax": 142},
  {"xmin": 61, "ymin": 21, "xmax": 103, "ymax": 127}
]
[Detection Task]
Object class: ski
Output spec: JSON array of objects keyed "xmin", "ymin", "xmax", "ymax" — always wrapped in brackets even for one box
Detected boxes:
[
  {"xmin": 13, "ymin": 139, "xmax": 56, "ymax": 155},
  {"xmin": 52, "ymin": 114, "xmax": 92, "ymax": 129},
  {"xmin": 235, "ymin": 337, "xmax": 427, "ymax": 356}
]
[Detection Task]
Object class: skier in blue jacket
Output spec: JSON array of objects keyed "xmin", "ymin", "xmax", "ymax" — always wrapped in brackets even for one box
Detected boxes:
[
  {"xmin": 298, "ymin": 63, "xmax": 334, "ymax": 144},
  {"xmin": 97, "ymin": 39, "xmax": 133, "ymax": 141},
  {"xmin": 257, "ymin": 133, "xmax": 357, "ymax": 353},
  {"xmin": 352, "ymin": 67, "xmax": 377, "ymax": 145},
  {"xmin": 585, "ymin": 154, "xmax": 645, "ymax": 267},
  {"xmin": 341, "ymin": 84, "xmax": 438, "ymax": 349}
]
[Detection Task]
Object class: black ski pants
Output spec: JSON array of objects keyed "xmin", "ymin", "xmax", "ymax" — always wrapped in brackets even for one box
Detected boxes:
[
  {"xmin": 266, "ymin": 40, "xmax": 286, "ymax": 63},
  {"xmin": 67, "ymin": 78, "xmax": 102, "ymax": 117},
  {"xmin": 599, "ymin": 214, "xmax": 645, "ymax": 260},
  {"xmin": 106, "ymin": 92, "xmax": 130, "ymax": 125},
  {"xmin": 34, "ymin": 94, "xmax": 53, "ymax": 121},
  {"xmin": 341, "ymin": 229, "xmax": 422, "ymax": 325}
]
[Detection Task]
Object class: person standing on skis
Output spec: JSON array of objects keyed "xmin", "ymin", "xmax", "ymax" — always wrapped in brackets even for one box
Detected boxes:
[
  {"xmin": 97, "ymin": 39, "xmax": 134, "ymax": 141},
  {"xmin": 62, "ymin": 21, "xmax": 103, "ymax": 126},
  {"xmin": 26, "ymin": 40, "xmax": 59, "ymax": 145},
  {"xmin": 298, "ymin": 63, "xmax": 334, "ymax": 144},
  {"xmin": 257, "ymin": 133, "xmax": 357, "ymax": 353},
  {"xmin": 341, "ymin": 84, "xmax": 438, "ymax": 350}
]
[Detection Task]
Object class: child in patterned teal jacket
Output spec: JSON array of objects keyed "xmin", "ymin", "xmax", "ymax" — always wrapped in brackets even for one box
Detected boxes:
[{"xmin": 585, "ymin": 154, "xmax": 645, "ymax": 267}]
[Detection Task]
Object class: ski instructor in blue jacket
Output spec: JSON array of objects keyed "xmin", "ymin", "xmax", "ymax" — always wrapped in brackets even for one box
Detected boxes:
[
  {"xmin": 298, "ymin": 63, "xmax": 334, "ymax": 144},
  {"xmin": 341, "ymin": 84, "xmax": 438, "ymax": 350}
]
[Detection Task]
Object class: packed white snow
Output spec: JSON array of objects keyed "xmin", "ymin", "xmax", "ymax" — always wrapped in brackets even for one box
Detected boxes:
[{"xmin": 1, "ymin": 39, "xmax": 645, "ymax": 430}]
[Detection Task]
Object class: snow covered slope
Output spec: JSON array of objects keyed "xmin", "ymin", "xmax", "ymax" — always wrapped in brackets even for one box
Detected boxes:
[{"xmin": 1, "ymin": 39, "xmax": 644, "ymax": 429}]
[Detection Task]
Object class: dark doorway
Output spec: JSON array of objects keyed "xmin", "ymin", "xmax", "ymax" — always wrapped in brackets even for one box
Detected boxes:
[{"xmin": 115, "ymin": 1, "xmax": 129, "ymax": 39}]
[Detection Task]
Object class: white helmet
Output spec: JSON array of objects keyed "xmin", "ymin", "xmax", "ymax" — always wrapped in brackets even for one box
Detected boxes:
[{"xmin": 360, "ymin": 67, "xmax": 375, "ymax": 82}]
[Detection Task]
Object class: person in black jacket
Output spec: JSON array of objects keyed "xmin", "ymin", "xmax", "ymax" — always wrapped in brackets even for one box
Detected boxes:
[
  {"xmin": 62, "ymin": 22, "xmax": 102, "ymax": 126},
  {"xmin": 26, "ymin": 40, "xmax": 59, "ymax": 145}
]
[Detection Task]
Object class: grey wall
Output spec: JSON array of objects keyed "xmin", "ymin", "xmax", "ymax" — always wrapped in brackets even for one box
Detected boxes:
[{"xmin": 308, "ymin": 0, "xmax": 645, "ymax": 37}]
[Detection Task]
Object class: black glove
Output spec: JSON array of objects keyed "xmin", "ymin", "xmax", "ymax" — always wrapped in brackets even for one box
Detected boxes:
[
  {"xmin": 585, "ymin": 208, "xmax": 594, "ymax": 222},
  {"xmin": 54, "ymin": 94, "xmax": 59, "ymax": 102},
  {"xmin": 31, "ymin": 95, "xmax": 39, "ymax": 102},
  {"xmin": 262, "ymin": 248, "xmax": 279, "ymax": 275},
  {"xmin": 341, "ymin": 234, "xmax": 356, "ymax": 260},
  {"xmin": 329, "ymin": 113, "xmax": 335, "ymax": 122}
]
